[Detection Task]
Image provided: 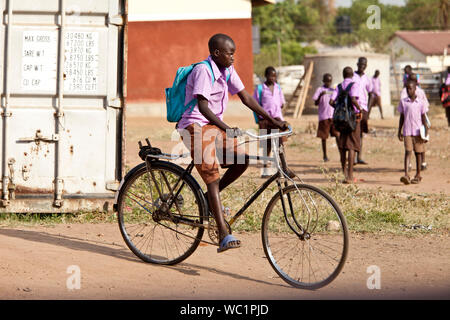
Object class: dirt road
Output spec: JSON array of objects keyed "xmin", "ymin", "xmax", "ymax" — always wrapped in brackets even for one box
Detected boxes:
[
  {"xmin": 0, "ymin": 223, "xmax": 448, "ymax": 299},
  {"xmin": 0, "ymin": 112, "xmax": 448, "ymax": 300}
]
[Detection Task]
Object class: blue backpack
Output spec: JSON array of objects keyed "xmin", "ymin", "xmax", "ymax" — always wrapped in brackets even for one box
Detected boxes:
[
  {"xmin": 165, "ymin": 60, "xmax": 230, "ymax": 123},
  {"xmin": 253, "ymin": 83, "xmax": 281, "ymax": 124}
]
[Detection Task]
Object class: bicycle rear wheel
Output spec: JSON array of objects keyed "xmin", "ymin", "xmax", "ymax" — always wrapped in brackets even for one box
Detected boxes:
[
  {"xmin": 262, "ymin": 184, "xmax": 348, "ymax": 289},
  {"xmin": 117, "ymin": 161, "xmax": 206, "ymax": 265}
]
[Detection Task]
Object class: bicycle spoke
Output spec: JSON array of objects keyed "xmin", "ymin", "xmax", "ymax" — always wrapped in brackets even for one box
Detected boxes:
[{"xmin": 262, "ymin": 184, "xmax": 348, "ymax": 289}]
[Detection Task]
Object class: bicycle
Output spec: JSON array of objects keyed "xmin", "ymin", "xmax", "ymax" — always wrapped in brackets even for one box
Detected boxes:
[{"xmin": 114, "ymin": 126, "xmax": 349, "ymax": 289}]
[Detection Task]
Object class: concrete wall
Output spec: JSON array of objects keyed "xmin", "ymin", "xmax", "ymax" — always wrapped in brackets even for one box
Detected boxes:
[
  {"xmin": 126, "ymin": 0, "xmax": 255, "ymax": 115},
  {"xmin": 303, "ymin": 51, "xmax": 392, "ymax": 119}
]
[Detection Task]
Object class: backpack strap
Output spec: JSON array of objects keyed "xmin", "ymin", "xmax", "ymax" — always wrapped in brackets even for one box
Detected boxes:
[{"xmin": 198, "ymin": 60, "xmax": 231, "ymax": 84}]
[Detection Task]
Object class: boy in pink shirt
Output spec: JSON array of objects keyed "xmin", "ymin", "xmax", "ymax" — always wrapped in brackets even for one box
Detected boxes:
[
  {"xmin": 330, "ymin": 66, "xmax": 362, "ymax": 184},
  {"xmin": 178, "ymin": 34, "xmax": 288, "ymax": 253},
  {"xmin": 400, "ymin": 73, "xmax": 429, "ymax": 170},
  {"xmin": 368, "ymin": 70, "xmax": 383, "ymax": 119},
  {"xmin": 253, "ymin": 66, "xmax": 289, "ymax": 177},
  {"xmin": 352, "ymin": 57, "xmax": 372, "ymax": 165},
  {"xmin": 398, "ymin": 80, "xmax": 428, "ymax": 185},
  {"xmin": 313, "ymin": 73, "xmax": 339, "ymax": 162}
]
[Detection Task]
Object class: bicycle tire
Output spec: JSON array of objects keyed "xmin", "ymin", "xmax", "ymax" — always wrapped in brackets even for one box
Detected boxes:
[
  {"xmin": 117, "ymin": 160, "xmax": 206, "ymax": 265},
  {"xmin": 261, "ymin": 183, "xmax": 349, "ymax": 289}
]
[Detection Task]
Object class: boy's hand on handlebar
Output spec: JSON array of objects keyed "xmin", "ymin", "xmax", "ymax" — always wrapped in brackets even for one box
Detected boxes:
[{"xmin": 273, "ymin": 119, "xmax": 289, "ymax": 131}]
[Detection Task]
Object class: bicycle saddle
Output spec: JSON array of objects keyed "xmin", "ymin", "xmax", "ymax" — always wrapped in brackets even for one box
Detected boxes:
[{"xmin": 138, "ymin": 138, "xmax": 162, "ymax": 161}]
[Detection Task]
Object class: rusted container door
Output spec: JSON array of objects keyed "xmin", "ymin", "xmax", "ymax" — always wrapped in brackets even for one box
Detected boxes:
[{"xmin": 0, "ymin": 0, "xmax": 127, "ymax": 212}]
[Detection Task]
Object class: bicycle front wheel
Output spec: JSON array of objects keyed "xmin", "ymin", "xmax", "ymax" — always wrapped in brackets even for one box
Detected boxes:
[
  {"xmin": 117, "ymin": 161, "xmax": 206, "ymax": 265},
  {"xmin": 262, "ymin": 184, "xmax": 349, "ymax": 289}
]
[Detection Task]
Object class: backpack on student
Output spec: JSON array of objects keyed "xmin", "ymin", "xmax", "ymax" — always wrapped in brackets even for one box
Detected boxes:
[
  {"xmin": 253, "ymin": 83, "xmax": 281, "ymax": 124},
  {"xmin": 332, "ymin": 82, "xmax": 357, "ymax": 133},
  {"xmin": 165, "ymin": 60, "xmax": 230, "ymax": 123}
]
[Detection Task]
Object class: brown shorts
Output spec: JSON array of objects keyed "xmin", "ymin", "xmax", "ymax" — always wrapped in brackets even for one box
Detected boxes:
[
  {"xmin": 404, "ymin": 136, "xmax": 425, "ymax": 153},
  {"xmin": 317, "ymin": 119, "xmax": 339, "ymax": 140},
  {"xmin": 338, "ymin": 119, "xmax": 361, "ymax": 152},
  {"xmin": 360, "ymin": 110, "xmax": 369, "ymax": 134},
  {"xmin": 180, "ymin": 123, "xmax": 248, "ymax": 185}
]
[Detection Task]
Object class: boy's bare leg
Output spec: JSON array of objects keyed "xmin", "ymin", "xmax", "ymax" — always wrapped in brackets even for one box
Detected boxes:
[
  {"xmin": 219, "ymin": 163, "xmax": 249, "ymax": 191},
  {"xmin": 206, "ymin": 180, "xmax": 237, "ymax": 243},
  {"xmin": 322, "ymin": 139, "xmax": 328, "ymax": 161},
  {"xmin": 415, "ymin": 152, "xmax": 422, "ymax": 180},
  {"xmin": 340, "ymin": 149, "xmax": 347, "ymax": 180},
  {"xmin": 404, "ymin": 151, "xmax": 411, "ymax": 177},
  {"xmin": 347, "ymin": 150, "xmax": 355, "ymax": 182}
]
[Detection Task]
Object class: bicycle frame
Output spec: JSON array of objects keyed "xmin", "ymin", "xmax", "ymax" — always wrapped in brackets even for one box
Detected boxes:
[{"xmin": 142, "ymin": 125, "xmax": 305, "ymax": 236}]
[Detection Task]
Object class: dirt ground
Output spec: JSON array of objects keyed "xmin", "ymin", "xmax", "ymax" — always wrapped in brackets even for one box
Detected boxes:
[{"xmin": 0, "ymin": 109, "xmax": 449, "ymax": 300}]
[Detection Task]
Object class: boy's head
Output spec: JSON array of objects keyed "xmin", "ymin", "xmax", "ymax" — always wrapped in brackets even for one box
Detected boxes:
[
  {"xmin": 447, "ymin": 66, "xmax": 450, "ymax": 73},
  {"xmin": 343, "ymin": 66, "xmax": 353, "ymax": 79},
  {"xmin": 265, "ymin": 66, "xmax": 277, "ymax": 84},
  {"xmin": 406, "ymin": 80, "xmax": 416, "ymax": 98},
  {"xmin": 357, "ymin": 57, "xmax": 367, "ymax": 73},
  {"xmin": 409, "ymin": 73, "xmax": 418, "ymax": 83},
  {"xmin": 374, "ymin": 70, "xmax": 380, "ymax": 77},
  {"xmin": 404, "ymin": 65, "xmax": 412, "ymax": 74},
  {"xmin": 208, "ymin": 33, "xmax": 236, "ymax": 69},
  {"xmin": 323, "ymin": 73, "xmax": 332, "ymax": 86}
]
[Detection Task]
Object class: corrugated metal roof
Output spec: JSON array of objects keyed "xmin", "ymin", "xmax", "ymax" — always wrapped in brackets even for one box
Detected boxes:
[{"xmin": 394, "ymin": 30, "xmax": 450, "ymax": 56}]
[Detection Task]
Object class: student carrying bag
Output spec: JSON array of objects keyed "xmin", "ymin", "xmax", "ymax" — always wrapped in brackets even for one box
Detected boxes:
[
  {"xmin": 332, "ymin": 82, "xmax": 357, "ymax": 133},
  {"xmin": 165, "ymin": 60, "xmax": 230, "ymax": 123}
]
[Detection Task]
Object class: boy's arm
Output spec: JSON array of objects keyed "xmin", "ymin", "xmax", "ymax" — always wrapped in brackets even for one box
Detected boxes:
[
  {"xmin": 197, "ymin": 95, "xmax": 232, "ymax": 132},
  {"xmin": 421, "ymin": 113, "xmax": 428, "ymax": 137},
  {"xmin": 351, "ymin": 97, "xmax": 362, "ymax": 112},
  {"xmin": 237, "ymin": 90, "xmax": 288, "ymax": 130},
  {"xmin": 398, "ymin": 113, "xmax": 404, "ymax": 141}
]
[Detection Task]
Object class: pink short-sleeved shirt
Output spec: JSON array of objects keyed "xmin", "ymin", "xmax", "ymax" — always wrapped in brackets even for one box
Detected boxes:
[
  {"xmin": 353, "ymin": 72, "xmax": 372, "ymax": 111},
  {"xmin": 253, "ymin": 83, "xmax": 285, "ymax": 120},
  {"xmin": 397, "ymin": 96, "xmax": 428, "ymax": 136},
  {"xmin": 331, "ymin": 78, "xmax": 360, "ymax": 113},
  {"xmin": 446, "ymin": 74, "xmax": 450, "ymax": 85},
  {"xmin": 177, "ymin": 56, "xmax": 245, "ymax": 130},
  {"xmin": 400, "ymin": 86, "xmax": 429, "ymax": 110},
  {"xmin": 371, "ymin": 76, "xmax": 381, "ymax": 96},
  {"xmin": 312, "ymin": 85, "xmax": 335, "ymax": 121}
]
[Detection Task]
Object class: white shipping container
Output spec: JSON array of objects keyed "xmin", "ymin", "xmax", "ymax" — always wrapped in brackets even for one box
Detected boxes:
[{"xmin": 0, "ymin": 0, "xmax": 127, "ymax": 212}]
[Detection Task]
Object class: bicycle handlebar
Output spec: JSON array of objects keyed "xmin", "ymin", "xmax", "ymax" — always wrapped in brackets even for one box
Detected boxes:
[{"xmin": 244, "ymin": 125, "xmax": 293, "ymax": 140}]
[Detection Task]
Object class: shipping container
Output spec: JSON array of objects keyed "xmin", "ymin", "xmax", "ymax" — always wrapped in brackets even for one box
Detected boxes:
[{"xmin": 0, "ymin": 0, "xmax": 127, "ymax": 212}]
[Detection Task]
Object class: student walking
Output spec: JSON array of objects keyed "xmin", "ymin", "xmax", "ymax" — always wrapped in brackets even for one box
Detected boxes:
[
  {"xmin": 352, "ymin": 57, "xmax": 372, "ymax": 165},
  {"xmin": 253, "ymin": 66, "xmax": 289, "ymax": 177},
  {"xmin": 368, "ymin": 70, "xmax": 383, "ymax": 119},
  {"xmin": 398, "ymin": 80, "xmax": 428, "ymax": 185},
  {"xmin": 329, "ymin": 66, "xmax": 362, "ymax": 184},
  {"xmin": 312, "ymin": 73, "xmax": 339, "ymax": 162},
  {"xmin": 401, "ymin": 73, "xmax": 430, "ymax": 171}
]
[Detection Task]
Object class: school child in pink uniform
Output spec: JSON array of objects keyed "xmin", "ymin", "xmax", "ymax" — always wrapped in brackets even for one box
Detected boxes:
[
  {"xmin": 330, "ymin": 67, "xmax": 362, "ymax": 184},
  {"xmin": 253, "ymin": 66, "xmax": 290, "ymax": 177},
  {"xmin": 312, "ymin": 73, "xmax": 339, "ymax": 162},
  {"xmin": 177, "ymin": 34, "xmax": 288, "ymax": 253},
  {"xmin": 400, "ymin": 73, "xmax": 429, "ymax": 171},
  {"xmin": 352, "ymin": 57, "xmax": 372, "ymax": 165},
  {"xmin": 368, "ymin": 70, "xmax": 383, "ymax": 119},
  {"xmin": 398, "ymin": 80, "xmax": 428, "ymax": 185}
]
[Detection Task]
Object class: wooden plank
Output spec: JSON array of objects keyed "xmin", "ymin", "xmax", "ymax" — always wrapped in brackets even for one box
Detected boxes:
[{"xmin": 294, "ymin": 61, "xmax": 314, "ymax": 118}]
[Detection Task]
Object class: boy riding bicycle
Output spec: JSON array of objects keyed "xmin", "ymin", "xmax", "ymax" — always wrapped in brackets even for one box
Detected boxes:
[{"xmin": 176, "ymin": 33, "xmax": 289, "ymax": 253}]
